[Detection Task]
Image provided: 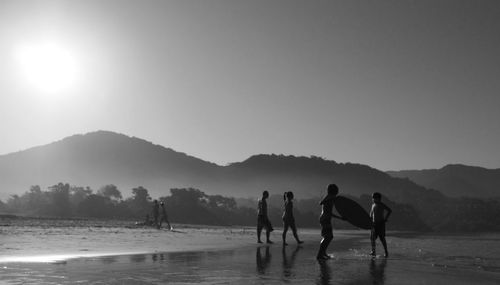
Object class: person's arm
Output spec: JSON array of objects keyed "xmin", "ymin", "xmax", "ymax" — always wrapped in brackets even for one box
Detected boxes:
[{"xmin": 384, "ymin": 203, "xmax": 392, "ymax": 222}]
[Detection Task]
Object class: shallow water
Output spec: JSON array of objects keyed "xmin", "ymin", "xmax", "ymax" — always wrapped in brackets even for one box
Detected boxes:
[{"xmin": 1, "ymin": 219, "xmax": 500, "ymax": 284}]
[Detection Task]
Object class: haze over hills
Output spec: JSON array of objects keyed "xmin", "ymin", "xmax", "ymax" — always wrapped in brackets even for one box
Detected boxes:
[
  {"xmin": 0, "ymin": 131, "xmax": 223, "ymax": 200},
  {"xmin": 0, "ymin": 131, "xmax": 444, "ymax": 220},
  {"xmin": 387, "ymin": 165, "xmax": 500, "ymax": 198},
  {"xmin": 2, "ymin": 130, "xmax": 500, "ymax": 231},
  {"xmin": 0, "ymin": 131, "xmax": 441, "ymax": 203}
]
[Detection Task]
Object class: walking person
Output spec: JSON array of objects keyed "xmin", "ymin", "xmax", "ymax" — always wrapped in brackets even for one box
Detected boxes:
[
  {"xmin": 159, "ymin": 201, "xmax": 173, "ymax": 230},
  {"xmin": 257, "ymin": 190, "xmax": 274, "ymax": 244},
  {"xmin": 152, "ymin": 199, "xmax": 160, "ymax": 228},
  {"xmin": 282, "ymin": 191, "xmax": 303, "ymax": 246}
]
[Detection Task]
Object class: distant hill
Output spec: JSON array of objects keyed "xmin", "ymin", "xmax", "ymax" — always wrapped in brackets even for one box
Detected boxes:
[
  {"xmin": 387, "ymin": 165, "xmax": 500, "ymax": 198},
  {"xmin": 2, "ymin": 130, "xmax": 500, "ymax": 231},
  {"xmin": 0, "ymin": 131, "xmax": 222, "ymax": 200},
  {"xmin": 0, "ymin": 131, "xmax": 447, "ymax": 226}
]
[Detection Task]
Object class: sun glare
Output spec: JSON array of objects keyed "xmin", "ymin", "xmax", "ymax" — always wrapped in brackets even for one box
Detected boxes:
[{"xmin": 16, "ymin": 42, "xmax": 78, "ymax": 94}]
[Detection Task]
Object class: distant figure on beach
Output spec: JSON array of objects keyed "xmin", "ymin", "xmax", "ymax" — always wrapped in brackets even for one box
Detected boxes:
[
  {"xmin": 317, "ymin": 184, "xmax": 345, "ymax": 260},
  {"xmin": 282, "ymin": 191, "xmax": 303, "ymax": 246},
  {"xmin": 152, "ymin": 200, "xmax": 160, "ymax": 228},
  {"xmin": 257, "ymin": 190, "xmax": 274, "ymax": 244},
  {"xmin": 159, "ymin": 201, "xmax": 172, "ymax": 230},
  {"xmin": 370, "ymin": 192, "xmax": 392, "ymax": 257}
]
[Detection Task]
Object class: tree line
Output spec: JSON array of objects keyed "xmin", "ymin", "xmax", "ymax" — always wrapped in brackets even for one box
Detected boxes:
[
  {"xmin": 1, "ymin": 182, "xmax": 498, "ymax": 232},
  {"xmin": 0, "ymin": 182, "xmax": 431, "ymax": 231}
]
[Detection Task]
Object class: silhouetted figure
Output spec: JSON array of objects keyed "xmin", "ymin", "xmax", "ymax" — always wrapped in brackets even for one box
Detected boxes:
[
  {"xmin": 282, "ymin": 191, "xmax": 303, "ymax": 246},
  {"xmin": 317, "ymin": 184, "xmax": 345, "ymax": 260},
  {"xmin": 370, "ymin": 192, "xmax": 392, "ymax": 257},
  {"xmin": 256, "ymin": 246, "xmax": 272, "ymax": 275},
  {"xmin": 257, "ymin": 190, "xmax": 274, "ymax": 244},
  {"xmin": 152, "ymin": 199, "xmax": 160, "ymax": 228},
  {"xmin": 159, "ymin": 201, "xmax": 172, "ymax": 230}
]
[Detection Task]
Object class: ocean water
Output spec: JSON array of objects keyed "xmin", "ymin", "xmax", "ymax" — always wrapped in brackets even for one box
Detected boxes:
[{"xmin": 0, "ymin": 218, "xmax": 499, "ymax": 284}]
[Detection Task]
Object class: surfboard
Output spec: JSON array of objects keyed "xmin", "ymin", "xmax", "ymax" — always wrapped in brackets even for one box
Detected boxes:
[{"xmin": 334, "ymin": 196, "xmax": 372, "ymax": 230}]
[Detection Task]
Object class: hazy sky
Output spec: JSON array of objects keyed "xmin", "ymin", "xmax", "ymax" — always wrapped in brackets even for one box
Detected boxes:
[{"xmin": 1, "ymin": 0, "xmax": 499, "ymax": 171}]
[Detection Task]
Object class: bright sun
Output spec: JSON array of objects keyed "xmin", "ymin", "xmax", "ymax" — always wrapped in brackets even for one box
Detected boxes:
[{"xmin": 16, "ymin": 42, "xmax": 78, "ymax": 94}]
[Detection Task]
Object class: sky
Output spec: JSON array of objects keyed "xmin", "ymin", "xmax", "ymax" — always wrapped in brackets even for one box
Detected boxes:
[{"xmin": 0, "ymin": 0, "xmax": 499, "ymax": 171}]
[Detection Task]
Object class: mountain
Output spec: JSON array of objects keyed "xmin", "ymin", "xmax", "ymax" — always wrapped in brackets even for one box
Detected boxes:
[
  {"xmin": 2, "ymin": 130, "xmax": 500, "ymax": 231},
  {"xmin": 0, "ymin": 131, "xmax": 445, "ymax": 223},
  {"xmin": 387, "ymin": 165, "xmax": 500, "ymax": 198},
  {"xmin": 0, "ymin": 131, "xmax": 222, "ymax": 200}
]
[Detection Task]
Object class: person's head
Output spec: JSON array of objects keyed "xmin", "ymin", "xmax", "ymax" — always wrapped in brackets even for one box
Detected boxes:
[
  {"xmin": 327, "ymin": 184, "xmax": 339, "ymax": 196},
  {"xmin": 372, "ymin": 192, "xmax": 382, "ymax": 202},
  {"xmin": 262, "ymin": 190, "xmax": 269, "ymax": 199},
  {"xmin": 160, "ymin": 201, "xmax": 164, "ymax": 206},
  {"xmin": 286, "ymin": 191, "xmax": 294, "ymax": 200}
]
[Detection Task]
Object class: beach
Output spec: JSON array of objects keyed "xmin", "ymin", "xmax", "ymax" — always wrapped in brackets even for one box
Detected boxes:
[{"xmin": 1, "ymin": 218, "xmax": 500, "ymax": 284}]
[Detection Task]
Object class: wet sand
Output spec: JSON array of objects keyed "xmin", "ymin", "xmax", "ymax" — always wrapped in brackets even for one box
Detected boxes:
[{"xmin": 1, "ymin": 221, "xmax": 500, "ymax": 284}]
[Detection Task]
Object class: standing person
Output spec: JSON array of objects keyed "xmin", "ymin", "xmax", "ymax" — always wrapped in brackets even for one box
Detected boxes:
[
  {"xmin": 257, "ymin": 190, "xmax": 274, "ymax": 244},
  {"xmin": 282, "ymin": 191, "xmax": 303, "ymax": 246},
  {"xmin": 370, "ymin": 192, "xmax": 392, "ymax": 257},
  {"xmin": 317, "ymin": 184, "xmax": 345, "ymax": 260},
  {"xmin": 159, "ymin": 201, "xmax": 173, "ymax": 230},
  {"xmin": 152, "ymin": 199, "xmax": 160, "ymax": 229}
]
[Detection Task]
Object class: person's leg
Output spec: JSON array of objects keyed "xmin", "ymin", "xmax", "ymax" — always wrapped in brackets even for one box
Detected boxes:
[
  {"xmin": 370, "ymin": 227, "xmax": 377, "ymax": 256},
  {"xmin": 257, "ymin": 217, "xmax": 263, "ymax": 243},
  {"xmin": 317, "ymin": 235, "xmax": 333, "ymax": 259},
  {"xmin": 266, "ymin": 218, "xmax": 273, "ymax": 243},
  {"xmin": 380, "ymin": 223, "xmax": 388, "ymax": 256},
  {"xmin": 380, "ymin": 235, "xmax": 388, "ymax": 257},
  {"xmin": 282, "ymin": 222, "xmax": 289, "ymax": 245},
  {"xmin": 317, "ymin": 226, "xmax": 333, "ymax": 259},
  {"xmin": 164, "ymin": 216, "xmax": 172, "ymax": 230},
  {"xmin": 290, "ymin": 221, "xmax": 303, "ymax": 244}
]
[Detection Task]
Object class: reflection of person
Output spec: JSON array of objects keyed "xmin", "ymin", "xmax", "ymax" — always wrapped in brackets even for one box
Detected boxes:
[
  {"xmin": 152, "ymin": 199, "xmax": 160, "ymax": 228},
  {"xmin": 256, "ymin": 246, "xmax": 271, "ymax": 275},
  {"xmin": 370, "ymin": 258, "xmax": 387, "ymax": 284},
  {"xmin": 282, "ymin": 191, "xmax": 303, "ymax": 246},
  {"xmin": 257, "ymin": 190, "xmax": 274, "ymax": 244},
  {"xmin": 317, "ymin": 184, "xmax": 345, "ymax": 260},
  {"xmin": 282, "ymin": 245, "xmax": 301, "ymax": 278},
  {"xmin": 370, "ymin": 192, "xmax": 392, "ymax": 257},
  {"xmin": 159, "ymin": 201, "xmax": 172, "ymax": 230},
  {"xmin": 317, "ymin": 257, "xmax": 332, "ymax": 284}
]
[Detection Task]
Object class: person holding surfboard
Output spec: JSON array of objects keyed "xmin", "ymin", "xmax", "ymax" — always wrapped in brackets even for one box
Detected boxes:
[
  {"xmin": 317, "ymin": 184, "xmax": 346, "ymax": 260},
  {"xmin": 370, "ymin": 192, "xmax": 392, "ymax": 257},
  {"xmin": 257, "ymin": 190, "xmax": 274, "ymax": 244},
  {"xmin": 282, "ymin": 191, "xmax": 304, "ymax": 246}
]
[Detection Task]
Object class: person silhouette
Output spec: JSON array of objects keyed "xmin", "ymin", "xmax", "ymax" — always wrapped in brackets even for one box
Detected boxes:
[
  {"xmin": 370, "ymin": 192, "xmax": 392, "ymax": 257},
  {"xmin": 152, "ymin": 199, "xmax": 160, "ymax": 228},
  {"xmin": 317, "ymin": 184, "xmax": 345, "ymax": 260},
  {"xmin": 282, "ymin": 191, "xmax": 303, "ymax": 246},
  {"xmin": 159, "ymin": 201, "xmax": 172, "ymax": 230},
  {"xmin": 257, "ymin": 190, "xmax": 274, "ymax": 244}
]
